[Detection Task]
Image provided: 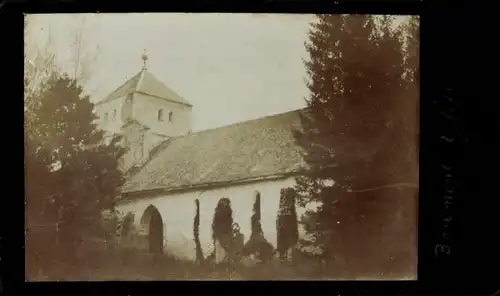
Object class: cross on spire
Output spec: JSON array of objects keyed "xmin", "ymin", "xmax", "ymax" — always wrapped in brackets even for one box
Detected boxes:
[{"xmin": 141, "ymin": 49, "xmax": 148, "ymax": 70}]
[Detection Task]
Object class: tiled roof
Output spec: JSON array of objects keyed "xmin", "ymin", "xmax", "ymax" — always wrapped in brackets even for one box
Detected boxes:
[
  {"xmin": 97, "ymin": 69, "xmax": 192, "ymax": 106},
  {"xmin": 122, "ymin": 109, "xmax": 308, "ymax": 194}
]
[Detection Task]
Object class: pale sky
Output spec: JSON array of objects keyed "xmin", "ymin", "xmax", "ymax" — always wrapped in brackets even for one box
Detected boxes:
[{"xmin": 26, "ymin": 13, "xmax": 407, "ymax": 131}]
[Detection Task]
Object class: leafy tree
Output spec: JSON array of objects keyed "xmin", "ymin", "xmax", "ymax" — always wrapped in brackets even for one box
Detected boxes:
[
  {"xmin": 25, "ymin": 15, "xmax": 101, "ymax": 97},
  {"xmin": 24, "ymin": 15, "xmax": 58, "ymax": 108},
  {"xmin": 294, "ymin": 14, "xmax": 418, "ymax": 272},
  {"xmin": 25, "ymin": 73, "xmax": 126, "ymax": 262}
]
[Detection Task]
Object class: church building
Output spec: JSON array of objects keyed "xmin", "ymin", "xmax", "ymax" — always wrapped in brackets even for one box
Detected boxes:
[{"xmin": 95, "ymin": 53, "xmax": 310, "ymax": 262}]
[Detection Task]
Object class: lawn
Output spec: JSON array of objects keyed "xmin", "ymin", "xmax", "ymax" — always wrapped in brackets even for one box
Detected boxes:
[{"xmin": 26, "ymin": 244, "xmax": 416, "ymax": 281}]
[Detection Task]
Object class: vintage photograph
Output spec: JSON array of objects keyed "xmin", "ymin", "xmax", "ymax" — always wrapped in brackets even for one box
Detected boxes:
[{"xmin": 24, "ymin": 13, "xmax": 419, "ymax": 280}]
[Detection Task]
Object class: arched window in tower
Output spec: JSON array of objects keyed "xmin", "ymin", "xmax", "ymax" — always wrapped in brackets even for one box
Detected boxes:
[
  {"xmin": 157, "ymin": 109, "xmax": 164, "ymax": 122},
  {"xmin": 168, "ymin": 111, "xmax": 173, "ymax": 123},
  {"xmin": 104, "ymin": 112, "xmax": 108, "ymax": 122},
  {"xmin": 112, "ymin": 109, "xmax": 117, "ymax": 121}
]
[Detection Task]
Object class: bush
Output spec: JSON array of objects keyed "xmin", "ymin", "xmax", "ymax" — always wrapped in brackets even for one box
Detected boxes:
[{"xmin": 211, "ymin": 198, "xmax": 234, "ymax": 260}]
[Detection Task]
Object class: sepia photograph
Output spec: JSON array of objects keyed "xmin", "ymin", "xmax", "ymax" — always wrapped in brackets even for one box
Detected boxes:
[{"xmin": 24, "ymin": 13, "xmax": 419, "ymax": 281}]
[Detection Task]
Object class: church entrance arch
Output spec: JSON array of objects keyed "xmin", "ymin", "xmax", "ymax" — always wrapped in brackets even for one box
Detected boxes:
[{"xmin": 140, "ymin": 205, "xmax": 164, "ymax": 254}]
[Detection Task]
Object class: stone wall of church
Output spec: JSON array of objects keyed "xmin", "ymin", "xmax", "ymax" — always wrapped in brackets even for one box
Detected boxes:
[
  {"xmin": 95, "ymin": 96, "xmax": 127, "ymax": 134},
  {"xmin": 120, "ymin": 122, "xmax": 148, "ymax": 171},
  {"xmin": 94, "ymin": 93, "xmax": 193, "ymax": 172},
  {"xmin": 115, "ymin": 177, "xmax": 310, "ymax": 262},
  {"xmin": 132, "ymin": 93, "xmax": 192, "ymax": 138}
]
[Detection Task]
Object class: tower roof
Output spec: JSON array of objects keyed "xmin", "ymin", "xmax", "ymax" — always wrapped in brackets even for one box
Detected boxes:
[{"xmin": 97, "ymin": 53, "xmax": 192, "ymax": 107}]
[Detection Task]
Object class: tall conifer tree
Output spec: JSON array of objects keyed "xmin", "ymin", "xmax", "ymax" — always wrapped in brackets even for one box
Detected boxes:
[
  {"xmin": 25, "ymin": 74, "xmax": 126, "ymax": 258},
  {"xmin": 294, "ymin": 14, "xmax": 416, "ymax": 271}
]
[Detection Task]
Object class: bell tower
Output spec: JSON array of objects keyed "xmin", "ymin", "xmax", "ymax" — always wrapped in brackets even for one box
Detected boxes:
[{"xmin": 95, "ymin": 50, "xmax": 193, "ymax": 172}]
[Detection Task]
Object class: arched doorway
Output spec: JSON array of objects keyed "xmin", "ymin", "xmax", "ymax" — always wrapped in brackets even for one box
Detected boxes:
[{"xmin": 140, "ymin": 205, "xmax": 164, "ymax": 254}]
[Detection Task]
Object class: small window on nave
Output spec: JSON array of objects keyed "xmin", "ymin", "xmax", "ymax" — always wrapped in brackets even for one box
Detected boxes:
[
  {"xmin": 112, "ymin": 109, "xmax": 117, "ymax": 121},
  {"xmin": 168, "ymin": 111, "xmax": 173, "ymax": 123},
  {"xmin": 158, "ymin": 109, "xmax": 164, "ymax": 122}
]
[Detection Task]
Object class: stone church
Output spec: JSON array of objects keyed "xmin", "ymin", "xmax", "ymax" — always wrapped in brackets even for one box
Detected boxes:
[{"xmin": 95, "ymin": 53, "xmax": 310, "ymax": 262}]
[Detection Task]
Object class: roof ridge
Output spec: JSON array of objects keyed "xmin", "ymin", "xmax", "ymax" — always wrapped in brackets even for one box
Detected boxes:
[
  {"xmin": 97, "ymin": 69, "xmax": 192, "ymax": 106},
  {"xmin": 138, "ymin": 70, "xmax": 192, "ymax": 106},
  {"xmin": 96, "ymin": 71, "xmax": 142, "ymax": 105},
  {"xmin": 171, "ymin": 108, "xmax": 305, "ymax": 138},
  {"xmin": 135, "ymin": 69, "xmax": 147, "ymax": 92}
]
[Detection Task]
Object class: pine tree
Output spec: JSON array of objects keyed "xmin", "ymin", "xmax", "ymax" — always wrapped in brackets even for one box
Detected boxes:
[
  {"xmin": 250, "ymin": 191, "xmax": 263, "ymax": 240},
  {"xmin": 294, "ymin": 14, "xmax": 415, "ymax": 272},
  {"xmin": 276, "ymin": 188, "xmax": 298, "ymax": 261},
  {"xmin": 25, "ymin": 73, "xmax": 126, "ymax": 260},
  {"xmin": 242, "ymin": 191, "xmax": 274, "ymax": 263}
]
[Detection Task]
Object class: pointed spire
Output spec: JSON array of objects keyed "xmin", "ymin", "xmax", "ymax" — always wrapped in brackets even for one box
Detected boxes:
[{"xmin": 141, "ymin": 49, "xmax": 148, "ymax": 70}]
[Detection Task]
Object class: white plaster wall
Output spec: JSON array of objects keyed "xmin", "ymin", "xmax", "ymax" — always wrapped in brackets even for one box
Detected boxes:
[
  {"xmin": 120, "ymin": 126, "xmax": 169, "ymax": 171},
  {"xmin": 132, "ymin": 93, "xmax": 192, "ymax": 137},
  {"xmin": 116, "ymin": 177, "xmax": 309, "ymax": 261},
  {"xmin": 95, "ymin": 97, "xmax": 126, "ymax": 134},
  {"xmin": 119, "ymin": 123, "xmax": 148, "ymax": 170}
]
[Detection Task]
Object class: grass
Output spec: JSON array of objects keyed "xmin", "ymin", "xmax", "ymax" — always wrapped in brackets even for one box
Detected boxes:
[{"xmin": 26, "ymin": 243, "xmax": 416, "ymax": 281}]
